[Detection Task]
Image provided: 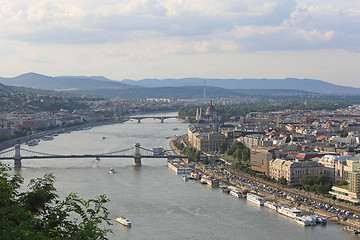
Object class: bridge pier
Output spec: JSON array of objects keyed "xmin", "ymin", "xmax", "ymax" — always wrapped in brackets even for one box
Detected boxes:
[
  {"xmin": 137, "ymin": 118, "xmax": 141, "ymax": 123},
  {"xmin": 161, "ymin": 117, "xmax": 164, "ymax": 123},
  {"xmin": 133, "ymin": 143, "xmax": 142, "ymax": 166},
  {"xmin": 14, "ymin": 144, "xmax": 22, "ymax": 168}
]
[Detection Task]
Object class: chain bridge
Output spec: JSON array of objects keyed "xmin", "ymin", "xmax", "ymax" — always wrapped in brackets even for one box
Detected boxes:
[{"xmin": 0, "ymin": 143, "xmax": 187, "ymax": 168}]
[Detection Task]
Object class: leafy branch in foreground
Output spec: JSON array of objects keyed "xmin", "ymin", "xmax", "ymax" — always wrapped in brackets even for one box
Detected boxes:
[{"xmin": 0, "ymin": 163, "xmax": 112, "ymax": 239}]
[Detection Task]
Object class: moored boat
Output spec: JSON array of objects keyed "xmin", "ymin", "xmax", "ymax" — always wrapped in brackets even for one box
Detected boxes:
[
  {"xmin": 41, "ymin": 135, "xmax": 54, "ymax": 141},
  {"xmin": 277, "ymin": 206, "xmax": 302, "ymax": 219},
  {"xmin": 264, "ymin": 201, "xmax": 278, "ymax": 211},
  {"xmin": 190, "ymin": 171, "xmax": 201, "ymax": 180},
  {"xmin": 295, "ymin": 216, "xmax": 316, "ymax": 226},
  {"xmin": 230, "ymin": 190, "xmax": 246, "ymax": 198},
  {"xmin": 343, "ymin": 226, "xmax": 360, "ymax": 234},
  {"xmin": 116, "ymin": 216, "xmax": 131, "ymax": 227},
  {"xmin": 27, "ymin": 139, "xmax": 39, "ymax": 146},
  {"xmin": 246, "ymin": 193, "xmax": 265, "ymax": 206}
]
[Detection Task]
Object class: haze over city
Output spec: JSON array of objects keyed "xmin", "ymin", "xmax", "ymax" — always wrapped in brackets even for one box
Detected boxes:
[{"xmin": 1, "ymin": 0, "xmax": 360, "ymax": 87}]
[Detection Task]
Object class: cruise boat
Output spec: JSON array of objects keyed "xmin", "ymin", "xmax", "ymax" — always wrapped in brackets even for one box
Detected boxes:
[
  {"xmin": 190, "ymin": 171, "xmax": 201, "ymax": 180},
  {"xmin": 230, "ymin": 190, "xmax": 246, "ymax": 198},
  {"xmin": 246, "ymin": 193, "xmax": 265, "ymax": 206},
  {"xmin": 115, "ymin": 216, "xmax": 131, "ymax": 227},
  {"xmin": 168, "ymin": 161, "xmax": 192, "ymax": 174},
  {"xmin": 206, "ymin": 177, "xmax": 219, "ymax": 187},
  {"xmin": 41, "ymin": 135, "xmax": 54, "ymax": 141},
  {"xmin": 309, "ymin": 215, "xmax": 327, "ymax": 224},
  {"xmin": 295, "ymin": 216, "xmax": 316, "ymax": 226},
  {"xmin": 343, "ymin": 226, "xmax": 360, "ymax": 234},
  {"xmin": 264, "ymin": 201, "xmax": 278, "ymax": 211},
  {"xmin": 27, "ymin": 139, "xmax": 39, "ymax": 146},
  {"xmin": 153, "ymin": 147, "xmax": 165, "ymax": 156},
  {"xmin": 277, "ymin": 206, "xmax": 303, "ymax": 219}
]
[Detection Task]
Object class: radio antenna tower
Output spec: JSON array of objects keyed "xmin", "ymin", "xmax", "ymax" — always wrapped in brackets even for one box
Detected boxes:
[{"xmin": 204, "ymin": 80, "xmax": 206, "ymax": 102}]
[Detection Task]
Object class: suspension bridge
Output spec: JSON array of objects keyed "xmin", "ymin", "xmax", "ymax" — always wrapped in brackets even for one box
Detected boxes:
[{"xmin": 0, "ymin": 143, "xmax": 187, "ymax": 168}]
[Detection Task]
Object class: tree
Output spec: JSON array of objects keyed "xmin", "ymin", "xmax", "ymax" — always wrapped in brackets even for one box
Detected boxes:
[
  {"xmin": 218, "ymin": 142, "xmax": 227, "ymax": 153},
  {"xmin": 0, "ymin": 163, "xmax": 112, "ymax": 239},
  {"xmin": 278, "ymin": 176, "xmax": 288, "ymax": 185}
]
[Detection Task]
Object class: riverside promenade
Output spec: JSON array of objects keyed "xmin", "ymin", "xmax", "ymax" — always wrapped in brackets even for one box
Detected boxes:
[
  {"xmin": 0, "ymin": 119, "xmax": 127, "ymax": 152},
  {"xmin": 169, "ymin": 135, "xmax": 360, "ymax": 228}
]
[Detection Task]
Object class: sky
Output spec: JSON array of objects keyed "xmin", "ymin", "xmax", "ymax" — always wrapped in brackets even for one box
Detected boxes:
[{"xmin": 1, "ymin": 0, "xmax": 360, "ymax": 87}]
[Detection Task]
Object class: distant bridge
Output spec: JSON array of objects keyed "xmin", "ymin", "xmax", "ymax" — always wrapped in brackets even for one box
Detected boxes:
[
  {"xmin": 0, "ymin": 143, "xmax": 187, "ymax": 168},
  {"xmin": 123, "ymin": 116, "xmax": 180, "ymax": 123}
]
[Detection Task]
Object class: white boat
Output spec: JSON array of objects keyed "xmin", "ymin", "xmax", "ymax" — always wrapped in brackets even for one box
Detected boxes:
[
  {"xmin": 246, "ymin": 193, "xmax": 265, "ymax": 206},
  {"xmin": 41, "ymin": 135, "xmax": 54, "ymax": 141},
  {"xmin": 190, "ymin": 171, "xmax": 201, "ymax": 180},
  {"xmin": 27, "ymin": 139, "xmax": 38, "ymax": 146},
  {"xmin": 264, "ymin": 201, "xmax": 278, "ymax": 211},
  {"xmin": 230, "ymin": 190, "xmax": 246, "ymax": 198},
  {"xmin": 277, "ymin": 206, "xmax": 303, "ymax": 219},
  {"xmin": 182, "ymin": 175, "xmax": 189, "ymax": 181},
  {"xmin": 295, "ymin": 216, "xmax": 316, "ymax": 226},
  {"xmin": 109, "ymin": 168, "xmax": 115, "ymax": 174},
  {"xmin": 115, "ymin": 216, "xmax": 131, "ymax": 227}
]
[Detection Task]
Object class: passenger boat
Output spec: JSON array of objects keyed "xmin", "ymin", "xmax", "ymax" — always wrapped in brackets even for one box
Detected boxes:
[
  {"xmin": 246, "ymin": 193, "xmax": 265, "ymax": 206},
  {"xmin": 41, "ymin": 135, "xmax": 54, "ymax": 141},
  {"xmin": 222, "ymin": 187, "xmax": 230, "ymax": 194},
  {"xmin": 190, "ymin": 171, "xmax": 201, "ymax": 180},
  {"xmin": 206, "ymin": 178, "xmax": 219, "ymax": 187},
  {"xmin": 153, "ymin": 147, "xmax": 165, "ymax": 156},
  {"xmin": 27, "ymin": 139, "xmax": 39, "ymax": 146},
  {"xmin": 343, "ymin": 226, "xmax": 360, "ymax": 234},
  {"xmin": 309, "ymin": 215, "xmax": 327, "ymax": 224},
  {"xmin": 277, "ymin": 206, "xmax": 302, "ymax": 219},
  {"xmin": 115, "ymin": 216, "xmax": 131, "ymax": 227},
  {"xmin": 230, "ymin": 190, "xmax": 246, "ymax": 198},
  {"xmin": 295, "ymin": 216, "xmax": 316, "ymax": 226},
  {"xmin": 264, "ymin": 201, "xmax": 278, "ymax": 211}
]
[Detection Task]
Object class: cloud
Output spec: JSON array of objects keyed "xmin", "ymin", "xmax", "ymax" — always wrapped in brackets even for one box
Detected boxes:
[{"xmin": 0, "ymin": 0, "xmax": 360, "ymax": 53}]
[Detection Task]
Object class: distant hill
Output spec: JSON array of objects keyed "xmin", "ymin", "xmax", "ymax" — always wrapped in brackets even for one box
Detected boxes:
[
  {"xmin": 0, "ymin": 73, "xmax": 133, "ymax": 91},
  {"xmin": 67, "ymin": 86, "xmax": 313, "ymax": 99},
  {"xmin": 121, "ymin": 78, "xmax": 360, "ymax": 95},
  {"xmin": 1, "ymin": 73, "xmax": 358, "ymax": 97}
]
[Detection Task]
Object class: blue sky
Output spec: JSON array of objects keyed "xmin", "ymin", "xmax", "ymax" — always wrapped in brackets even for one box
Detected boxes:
[{"xmin": 1, "ymin": 0, "xmax": 360, "ymax": 87}]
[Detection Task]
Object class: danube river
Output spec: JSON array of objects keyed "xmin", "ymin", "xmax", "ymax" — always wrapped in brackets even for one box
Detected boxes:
[{"xmin": 7, "ymin": 113, "xmax": 359, "ymax": 239}]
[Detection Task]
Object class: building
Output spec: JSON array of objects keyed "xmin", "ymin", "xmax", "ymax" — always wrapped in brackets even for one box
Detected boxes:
[
  {"xmin": 316, "ymin": 155, "xmax": 352, "ymax": 181},
  {"xmin": 329, "ymin": 186, "xmax": 360, "ymax": 203},
  {"xmin": 269, "ymin": 159, "xmax": 324, "ymax": 184},
  {"xmin": 250, "ymin": 147, "xmax": 277, "ymax": 176}
]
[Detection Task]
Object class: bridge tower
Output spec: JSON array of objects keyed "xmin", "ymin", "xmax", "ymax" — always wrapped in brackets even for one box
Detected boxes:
[
  {"xmin": 133, "ymin": 143, "xmax": 142, "ymax": 167},
  {"xmin": 14, "ymin": 144, "xmax": 22, "ymax": 168}
]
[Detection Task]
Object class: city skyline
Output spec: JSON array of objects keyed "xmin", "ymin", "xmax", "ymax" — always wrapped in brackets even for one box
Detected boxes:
[{"xmin": 1, "ymin": 0, "xmax": 360, "ymax": 87}]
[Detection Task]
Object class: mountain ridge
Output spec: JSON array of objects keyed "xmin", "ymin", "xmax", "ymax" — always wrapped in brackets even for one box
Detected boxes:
[{"xmin": 0, "ymin": 73, "xmax": 359, "ymax": 95}]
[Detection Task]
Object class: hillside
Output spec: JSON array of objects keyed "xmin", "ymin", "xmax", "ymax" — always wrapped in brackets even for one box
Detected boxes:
[
  {"xmin": 0, "ymin": 73, "xmax": 133, "ymax": 91},
  {"xmin": 121, "ymin": 78, "xmax": 360, "ymax": 95}
]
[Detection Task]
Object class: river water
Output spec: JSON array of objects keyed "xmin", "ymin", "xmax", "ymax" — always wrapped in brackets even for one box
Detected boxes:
[{"xmin": 6, "ymin": 113, "xmax": 359, "ymax": 240}]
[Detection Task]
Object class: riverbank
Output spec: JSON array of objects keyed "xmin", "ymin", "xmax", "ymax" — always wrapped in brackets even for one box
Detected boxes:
[
  {"xmin": 169, "ymin": 136, "xmax": 360, "ymax": 229},
  {"xmin": 0, "ymin": 119, "xmax": 128, "ymax": 152}
]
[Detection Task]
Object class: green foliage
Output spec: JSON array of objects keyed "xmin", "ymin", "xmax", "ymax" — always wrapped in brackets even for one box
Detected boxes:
[
  {"xmin": 173, "ymin": 140, "xmax": 184, "ymax": 151},
  {"xmin": 278, "ymin": 176, "xmax": 288, "ymax": 185},
  {"xmin": 181, "ymin": 147, "xmax": 201, "ymax": 162},
  {"xmin": 0, "ymin": 163, "xmax": 112, "ymax": 239},
  {"xmin": 333, "ymin": 179, "xmax": 348, "ymax": 186},
  {"xmin": 218, "ymin": 142, "xmax": 227, "ymax": 153},
  {"xmin": 299, "ymin": 174, "xmax": 332, "ymax": 195}
]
